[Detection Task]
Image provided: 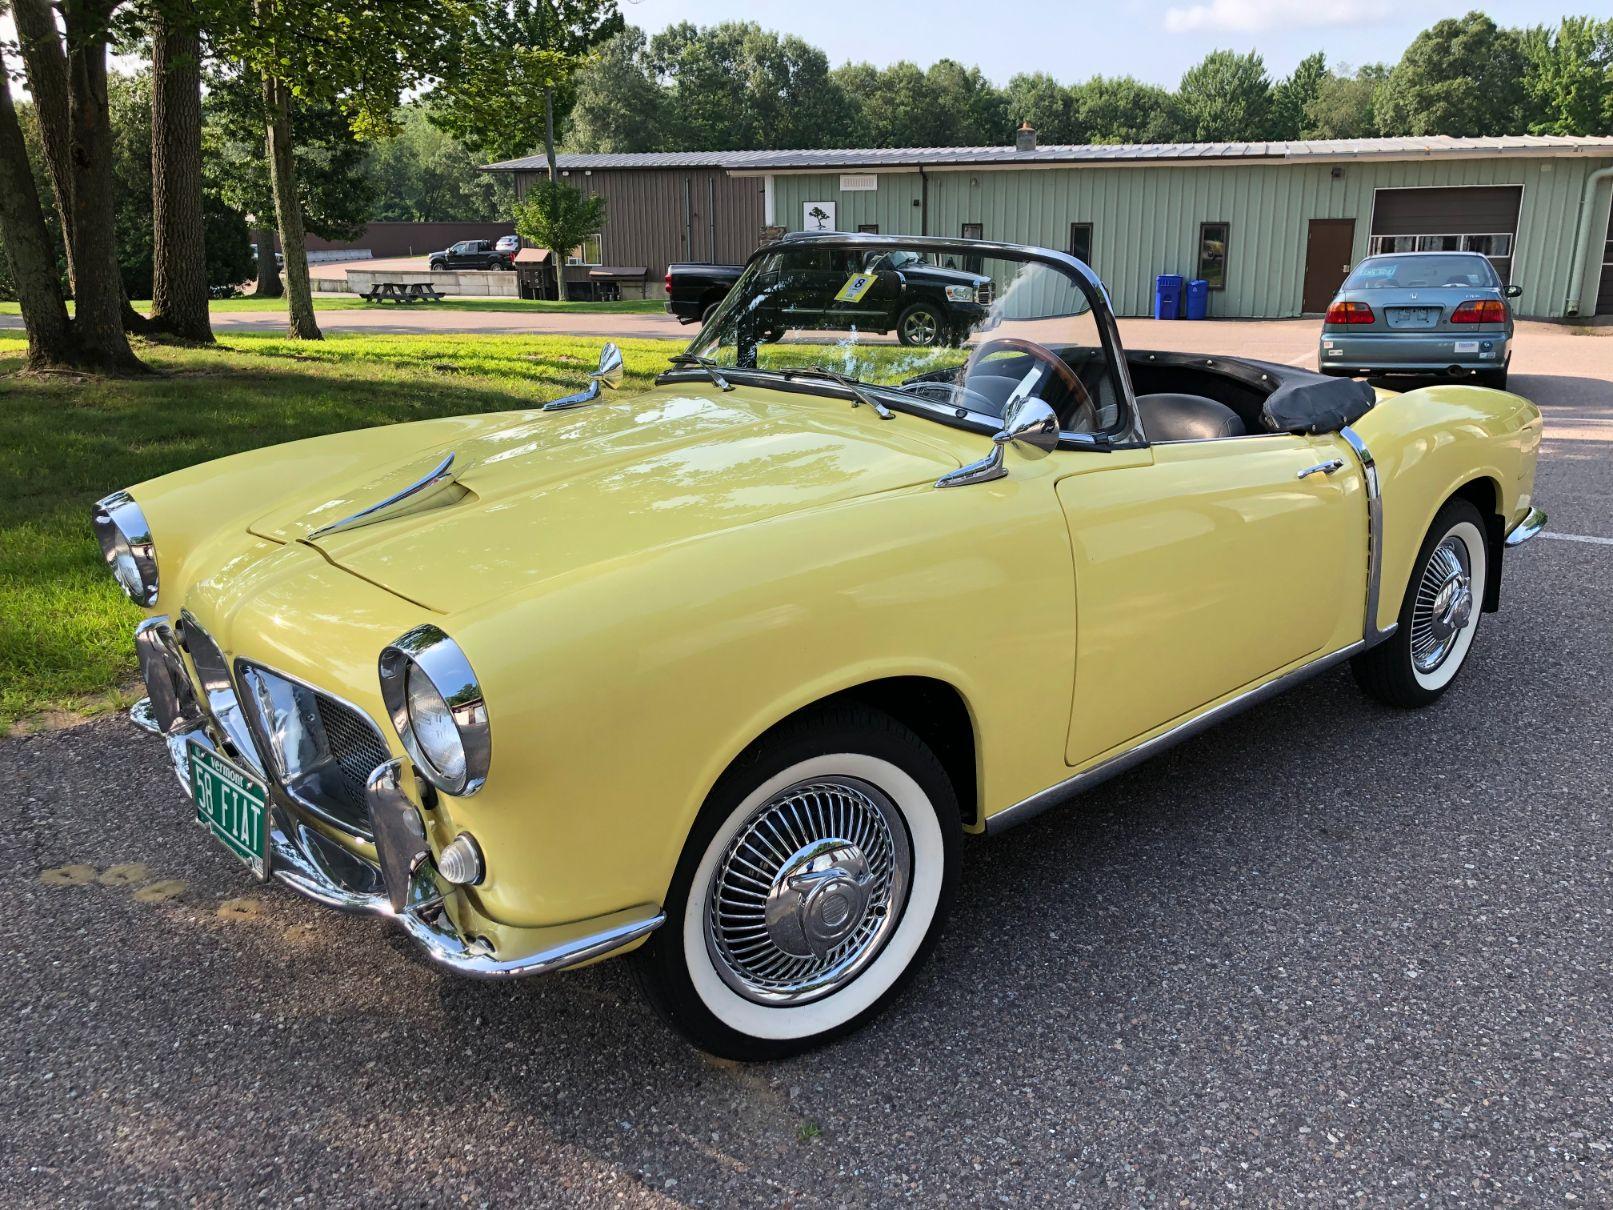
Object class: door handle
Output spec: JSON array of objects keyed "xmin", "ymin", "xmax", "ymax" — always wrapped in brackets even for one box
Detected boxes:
[{"xmin": 1297, "ymin": 459, "xmax": 1345, "ymax": 479}]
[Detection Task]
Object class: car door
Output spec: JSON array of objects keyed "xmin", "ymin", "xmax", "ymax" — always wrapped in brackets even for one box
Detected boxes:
[
  {"xmin": 449, "ymin": 241, "xmax": 475, "ymax": 268},
  {"xmin": 1055, "ymin": 433, "xmax": 1362, "ymax": 767}
]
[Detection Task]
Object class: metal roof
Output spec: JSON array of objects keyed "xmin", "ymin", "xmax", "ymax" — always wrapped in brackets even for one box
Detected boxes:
[{"xmin": 483, "ymin": 136, "xmax": 1613, "ymax": 174}]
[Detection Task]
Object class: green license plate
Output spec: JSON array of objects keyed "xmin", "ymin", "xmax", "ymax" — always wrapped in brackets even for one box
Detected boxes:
[{"xmin": 189, "ymin": 742, "xmax": 269, "ymax": 880}]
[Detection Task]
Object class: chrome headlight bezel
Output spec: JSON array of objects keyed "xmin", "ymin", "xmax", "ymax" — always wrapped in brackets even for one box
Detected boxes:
[
  {"xmin": 92, "ymin": 490, "xmax": 159, "ymax": 606},
  {"xmin": 378, "ymin": 625, "xmax": 490, "ymax": 797}
]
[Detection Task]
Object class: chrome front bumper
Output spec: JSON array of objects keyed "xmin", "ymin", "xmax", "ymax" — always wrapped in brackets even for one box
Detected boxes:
[
  {"xmin": 1505, "ymin": 507, "xmax": 1547, "ymax": 547},
  {"xmin": 130, "ymin": 616, "xmax": 664, "ymax": 980}
]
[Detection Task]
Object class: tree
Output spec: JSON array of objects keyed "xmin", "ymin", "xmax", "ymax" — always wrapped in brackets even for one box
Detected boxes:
[
  {"xmin": 925, "ymin": 59, "xmax": 1008, "ymax": 145},
  {"xmin": 0, "ymin": 31, "xmax": 75, "ymax": 370},
  {"xmin": 1179, "ymin": 49, "xmax": 1274, "ymax": 141},
  {"xmin": 834, "ymin": 61, "xmax": 940, "ymax": 147},
  {"xmin": 203, "ymin": 64, "xmax": 374, "ymax": 300},
  {"xmin": 208, "ymin": 0, "xmax": 461, "ymax": 340},
  {"xmin": 1375, "ymin": 11, "xmax": 1529, "ymax": 137},
  {"xmin": 146, "ymin": 0, "xmax": 211, "ymax": 340},
  {"xmin": 512, "ymin": 178, "xmax": 603, "ymax": 302},
  {"xmin": 1521, "ymin": 17, "xmax": 1613, "ymax": 136},
  {"xmin": 9, "ymin": 0, "xmax": 145, "ymax": 371},
  {"xmin": 1303, "ymin": 65, "xmax": 1388, "ymax": 139},
  {"xmin": 364, "ymin": 101, "xmax": 514, "ymax": 221},
  {"xmin": 1073, "ymin": 76, "xmax": 1187, "ymax": 144},
  {"xmin": 1004, "ymin": 73, "xmax": 1079, "ymax": 144},
  {"xmin": 1271, "ymin": 52, "xmax": 1326, "ymax": 140},
  {"xmin": 563, "ymin": 27, "xmax": 663, "ymax": 152}
]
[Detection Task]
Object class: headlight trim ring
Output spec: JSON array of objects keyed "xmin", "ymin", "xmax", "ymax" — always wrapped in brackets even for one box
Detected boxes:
[{"xmin": 378, "ymin": 624, "xmax": 491, "ymax": 797}]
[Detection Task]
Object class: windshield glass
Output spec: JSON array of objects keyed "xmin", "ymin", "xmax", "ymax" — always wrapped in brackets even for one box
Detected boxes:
[
  {"xmin": 686, "ymin": 239, "xmax": 1126, "ymax": 436},
  {"xmin": 1344, "ymin": 254, "xmax": 1497, "ymax": 290}
]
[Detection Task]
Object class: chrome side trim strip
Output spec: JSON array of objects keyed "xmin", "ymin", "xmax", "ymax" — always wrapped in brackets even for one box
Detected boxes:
[
  {"xmin": 985, "ymin": 637, "xmax": 1389, "ymax": 835},
  {"xmin": 307, "ymin": 452, "xmax": 457, "ymax": 542},
  {"xmin": 1504, "ymin": 507, "xmax": 1547, "ymax": 547},
  {"xmin": 1338, "ymin": 425, "xmax": 1395, "ymax": 642}
]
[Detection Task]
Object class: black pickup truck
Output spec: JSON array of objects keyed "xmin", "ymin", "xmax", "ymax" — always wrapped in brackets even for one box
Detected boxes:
[{"xmin": 666, "ymin": 247, "xmax": 993, "ymax": 347}]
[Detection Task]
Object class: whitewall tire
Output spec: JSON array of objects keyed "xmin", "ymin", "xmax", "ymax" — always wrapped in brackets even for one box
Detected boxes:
[{"xmin": 633, "ymin": 706, "xmax": 959, "ymax": 1060}]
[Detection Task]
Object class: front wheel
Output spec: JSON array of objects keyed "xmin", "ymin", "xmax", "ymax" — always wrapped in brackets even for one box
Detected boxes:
[
  {"xmin": 632, "ymin": 706, "xmax": 959, "ymax": 1060},
  {"xmin": 1351, "ymin": 499, "xmax": 1488, "ymax": 708},
  {"xmin": 896, "ymin": 302, "xmax": 944, "ymax": 347},
  {"xmin": 428, "ymin": 260, "xmax": 446, "ymax": 272}
]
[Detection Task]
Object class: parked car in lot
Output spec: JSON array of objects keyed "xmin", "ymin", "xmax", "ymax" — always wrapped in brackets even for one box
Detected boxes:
[
  {"xmin": 668, "ymin": 245, "xmax": 993, "ymax": 346},
  {"xmin": 495, "ymin": 235, "xmax": 520, "ymax": 257},
  {"xmin": 101, "ymin": 233, "xmax": 1544, "ymax": 1060},
  {"xmin": 428, "ymin": 240, "xmax": 512, "ymax": 271},
  {"xmin": 1320, "ymin": 251, "xmax": 1520, "ymax": 388}
]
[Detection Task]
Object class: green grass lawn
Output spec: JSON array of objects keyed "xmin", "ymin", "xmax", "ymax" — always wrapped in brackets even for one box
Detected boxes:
[
  {"xmin": 0, "ymin": 296, "xmax": 667, "ymax": 316},
  {"xmin": 0, "ymin": 329, "xmax": 681, "ymax": 732}
]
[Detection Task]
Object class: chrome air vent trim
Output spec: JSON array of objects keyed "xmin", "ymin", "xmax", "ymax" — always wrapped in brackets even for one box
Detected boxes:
[{"xmin": 307, "ymin": 452, "xmax": 458, "ymax": 542}]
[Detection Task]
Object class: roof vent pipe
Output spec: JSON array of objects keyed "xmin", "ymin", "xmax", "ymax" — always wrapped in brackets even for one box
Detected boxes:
[
  {"xmin": 1015, "ymin": 122, "xmax": 1037, "ymax": 153},
  {"xmin": 1566, "ymin": 165, "xmax": 1613, "ymax": 315}
]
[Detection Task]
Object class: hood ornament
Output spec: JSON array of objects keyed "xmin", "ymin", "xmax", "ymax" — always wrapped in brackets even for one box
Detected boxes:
[{"xmin": 307, "ymin": 452, "xmax": 459, "ymax": 542}]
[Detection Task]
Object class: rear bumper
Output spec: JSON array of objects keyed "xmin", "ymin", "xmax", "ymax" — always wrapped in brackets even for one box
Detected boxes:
[{"xmin": 1320, "ymin": 330, "xmax": 1509, "ymax": 373}]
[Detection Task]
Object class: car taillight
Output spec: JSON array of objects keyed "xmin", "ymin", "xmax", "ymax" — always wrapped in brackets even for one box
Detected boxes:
[
  {"xmin": 1325, "ymin": 301, "xmax": 1374, "ymax": 325},
  {"xmin": 664, "ymin": 272, "xmax": 673, "ymax": 293},
  {"xmin": 1450, "ymin": 299, "xmax": 1507, "ymax": 324}
]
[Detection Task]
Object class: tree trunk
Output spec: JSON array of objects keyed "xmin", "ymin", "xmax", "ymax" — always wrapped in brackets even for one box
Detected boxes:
[
  {"xmin": 253, "ymin": 228, "xmax": 283, "ymax": 297},
  {"xmin": 261, "ymin": 71, "xmax": 321, "ymax": 340},
  {"xmin": 148, "ymin": 5, "xmax": 213, "ymax": 342},
  {"xmin": 544, "ymin": 90, "xmax": 567, "ymax": 303},
  {"xmin": 62, "ymin": 0, "xmax": 144, "ymax": 372},
  {"xmin": 12, "ymin": 0, "xmax": 77, "ymax": 292},
  {"xmin": 0, "ymin": 41, "xmax": 75, "ymax": 370}
]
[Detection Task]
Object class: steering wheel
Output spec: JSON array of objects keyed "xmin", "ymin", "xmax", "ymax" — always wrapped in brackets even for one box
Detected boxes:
[{"xmin": 964, "ymin": 338, "xmax": 1096, "ymax": 431}]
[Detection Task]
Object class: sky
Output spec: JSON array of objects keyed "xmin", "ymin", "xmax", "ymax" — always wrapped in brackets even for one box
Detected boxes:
[{"xmin": 621, "ymin": 0, "xmax": 1613, "ymax": 85}]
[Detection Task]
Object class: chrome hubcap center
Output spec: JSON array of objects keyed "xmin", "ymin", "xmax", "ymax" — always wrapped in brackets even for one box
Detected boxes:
[
  {"xmin": 765, "ymin": 840, "xmax": 876, "ymax": 961},
  {"xmin": 1411, "ymin": 536, "xmax": 1476, "ymax": 674}
]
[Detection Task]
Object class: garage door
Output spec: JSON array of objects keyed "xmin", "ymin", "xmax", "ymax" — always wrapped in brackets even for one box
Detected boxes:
[
  {"xmin": 1597, "ymin": 204, "xmax": 1613, "ymax": 316},
  {"xmin": 1369, "ymin": 186, "xmax": 1522, "ymax": 283}
]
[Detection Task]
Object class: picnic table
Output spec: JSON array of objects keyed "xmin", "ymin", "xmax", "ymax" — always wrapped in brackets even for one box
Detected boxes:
[{"xmin": 360, "ymin": 281, "xmax": 444, "ymax": 304}]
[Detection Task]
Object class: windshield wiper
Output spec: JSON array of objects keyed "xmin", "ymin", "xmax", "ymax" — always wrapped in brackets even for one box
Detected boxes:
[
  {"xmin": 668, "ymin": 353, "xmax": 734, "ymax": 392},
  {"xmin": 782, "ymin": 365, "xmax": 894, "ymax": 420}
]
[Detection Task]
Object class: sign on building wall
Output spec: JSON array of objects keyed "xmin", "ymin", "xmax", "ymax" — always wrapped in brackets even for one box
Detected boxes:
[
  {"xmin": 802, "ymin": 201, "xmax": 838, "ymax": 231},
  {"xmin": 839, "ymin": 174, "xmax": 878, "ymax": 192}
]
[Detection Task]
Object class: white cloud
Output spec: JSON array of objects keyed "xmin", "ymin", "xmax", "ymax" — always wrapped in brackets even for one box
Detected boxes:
[{"xmin": 1164, "ymin": 0, "xmax": 1392, "ymax": 34}]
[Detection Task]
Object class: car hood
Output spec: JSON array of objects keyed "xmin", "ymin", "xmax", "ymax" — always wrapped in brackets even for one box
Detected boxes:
[{"xmin": 248, "ymin": 385, "xmax": 961, "ymax": 613}]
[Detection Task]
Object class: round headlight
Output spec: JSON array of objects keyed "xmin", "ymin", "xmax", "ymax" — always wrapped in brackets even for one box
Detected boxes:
[
  {"xmin": 378, "ymin": 625, "xmax": 490, "ymax": 796},
  {"xmin": 92, "ymin": 491, "xmax": 159, "ymax": 606}
]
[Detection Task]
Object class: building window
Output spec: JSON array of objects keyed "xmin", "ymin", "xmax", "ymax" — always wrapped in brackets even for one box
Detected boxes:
[
  {"xmin": 1367, "ymin": 232, "xmax": 1513, "ymax": 281},
  {"xmin": 960, "ymin": 223, "xmax": 983, "ymax": 240},
  {"xmin": 857, "ymin": 223, "xmax": 880, "ymax": 234},
  {"xmin": 1197, "ymin": 222, "xmax": 1229, "ymax": 291},
  {"xmin": 1069, "ymin": 223, "xmax": 1093, "ymax": 268},
  {"xmin": 566, "ymin": 234, "xmax": 603, "ymax": 266}
]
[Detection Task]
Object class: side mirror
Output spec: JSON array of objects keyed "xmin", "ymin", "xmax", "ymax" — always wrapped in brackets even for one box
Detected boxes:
[
  {"xmin": 1504, "ymin": 283, "xmax": 1523, "ymax": 299},
  {"xmin": 545, "ymin": 341, "xmax": 623, "ymax": 411},
  {"xmin": 936, "ymin": 397, "xmax": 1061, "ymax": 489},
  {"xmin": 592, "ymin": 341, "xmax": 624, "ymax": 390}
]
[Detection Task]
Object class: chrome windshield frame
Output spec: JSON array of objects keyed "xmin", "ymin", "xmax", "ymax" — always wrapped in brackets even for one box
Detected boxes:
[{"xmin": 657, "ymin": 233, "xmax": 1146, "ymax": 450}]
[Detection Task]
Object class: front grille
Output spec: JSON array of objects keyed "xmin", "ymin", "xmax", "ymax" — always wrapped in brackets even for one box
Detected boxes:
[
  {"xmin": 975, "ymin": 282, "xmax": 995, "ymax": 306},
  {"xmin": 313, "ymin": 693, "xmax": 391, "ymax": 822}
]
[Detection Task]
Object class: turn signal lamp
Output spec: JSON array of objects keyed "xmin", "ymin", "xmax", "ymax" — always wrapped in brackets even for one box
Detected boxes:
[
  {"xmin": 1451, "ymin": 300, "xmax": 1508, "ymax": 324},
  {"xmin": 1324, "ymin": 301, "xmax": 1375, "ymax": 325}
]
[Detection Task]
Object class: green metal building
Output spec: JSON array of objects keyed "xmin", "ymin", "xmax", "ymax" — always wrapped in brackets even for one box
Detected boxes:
[{"xmin": 486, "ymin": 135, "xmax": 1613, "ymax": 319}]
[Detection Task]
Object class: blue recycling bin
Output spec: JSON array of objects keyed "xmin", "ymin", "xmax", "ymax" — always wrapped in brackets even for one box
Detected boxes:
[
  {"xmin": 1154, "ymin": 274, "xmax": 1184, "ymax": 320},
  {"xmin": 1185, "ymin": 278, "xmax": 1210, "ymax": 320}
]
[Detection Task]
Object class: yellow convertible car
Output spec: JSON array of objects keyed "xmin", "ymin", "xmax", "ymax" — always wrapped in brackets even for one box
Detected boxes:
[{"xmin": 99, "ymin": 234, "xmax": 1545, "ymax": 1058}]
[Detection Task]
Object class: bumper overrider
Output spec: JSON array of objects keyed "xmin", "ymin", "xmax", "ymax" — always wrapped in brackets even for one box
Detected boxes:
[{"xmin": 130, "ymin": 612, "xmax": 664, "ymax": 979}]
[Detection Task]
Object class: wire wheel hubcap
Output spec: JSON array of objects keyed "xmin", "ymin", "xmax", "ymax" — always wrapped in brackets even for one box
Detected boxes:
[
  {"xmin": 1411, "ymin": 535, "xmax": 1474, "ymax": 674},
  {"xmin": 705, "ymin": 777, "xmax": 911, "ymax": 1005},
  {"xmin": 904, "ymin": 311, "xmax": 938, "ymax": 344}
]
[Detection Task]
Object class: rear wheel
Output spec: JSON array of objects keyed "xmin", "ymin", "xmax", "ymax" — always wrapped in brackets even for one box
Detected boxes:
[
  {"xmin": 632, "ymin": 706, "xmax": 959, "ymax": 1060},
  {"xmin": 1351, "ymin": 499, "xmax": 1488, "ymax": 708}
]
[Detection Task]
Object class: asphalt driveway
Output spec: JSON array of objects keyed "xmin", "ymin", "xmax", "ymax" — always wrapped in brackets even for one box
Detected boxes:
[{"xmin": 3, "ymin": 335, "xmax": 1611, "ymax": 1205}]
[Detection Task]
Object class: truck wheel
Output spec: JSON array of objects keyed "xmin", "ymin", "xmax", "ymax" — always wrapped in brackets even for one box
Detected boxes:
[
  {"xmin": 1351, "ymin": 499, "xmax": 1488, "ymax": 708},
  {"xmin": 632, "ymin": 705, "xmax": 959, "ymax": 1060},
  {"xmin": 701, "ymin": 301, "xmax": 721, "ymax": 326},
  {"xmin": 897, "ymin": 303, "xmax": 943, "ymax": 347},
  {"xmin": 428, "ymin": 259, "xmax": 446, "ymax": 272}
]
